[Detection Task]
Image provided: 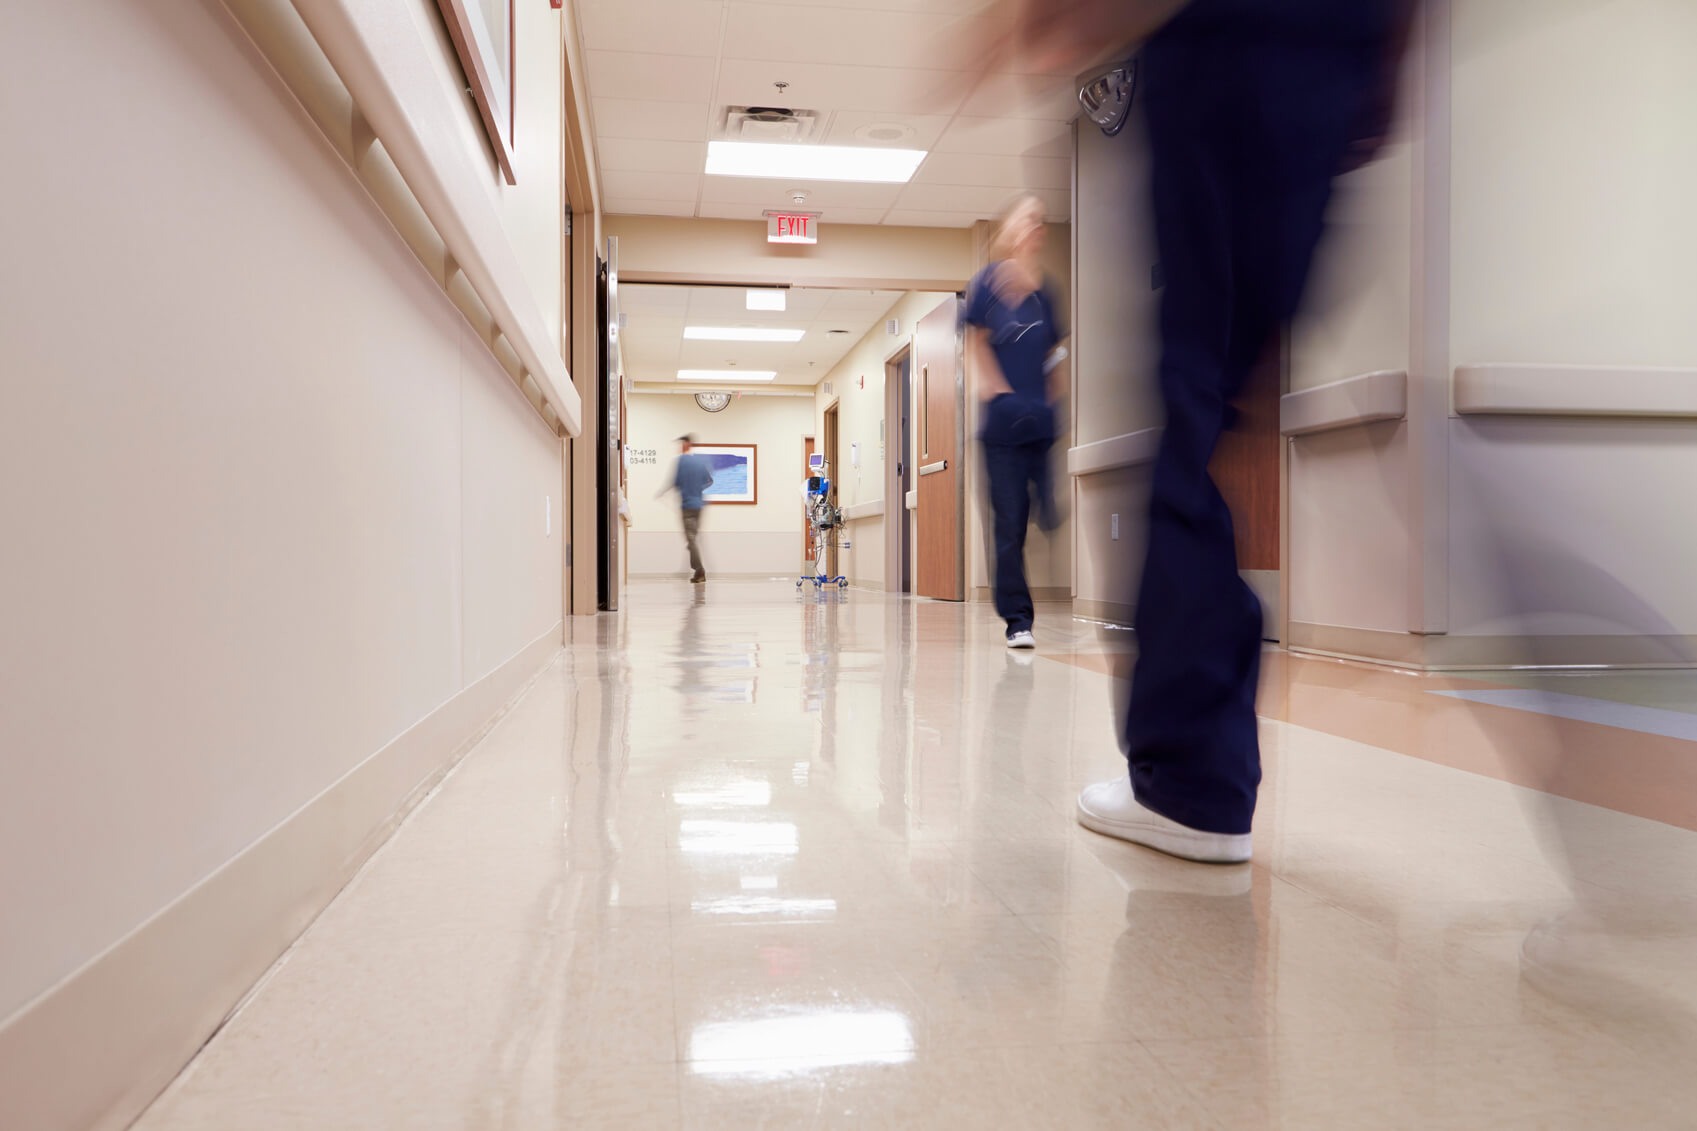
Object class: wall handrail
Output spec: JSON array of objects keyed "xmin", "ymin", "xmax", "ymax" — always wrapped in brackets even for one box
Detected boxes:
[
  {"xmin": 1279, "ymin": 370, "xmax": 1407, "ymax": 437},
  {"xmin": 1067, "ymin": 428, "xmax": 1161, "ymax": 477},
  {"xmin": 1454, "ymin": 364, "xmax": 1697, "ymax": 418},
  {"xmin": 282, "ymin": 0, "xmax": 581, "ymax": 435},
  {"xmin": 842, "ymin": 500, "xmax": 885, "ymax": 521}
]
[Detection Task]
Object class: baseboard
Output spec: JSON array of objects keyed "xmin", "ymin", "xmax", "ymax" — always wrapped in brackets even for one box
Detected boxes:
[
  {"xmin": 0, "ymin": 624, "xmax": 562, "ymax": 1131},
  {"xmin": 628, "ymin": 571, "xmax": 796, "ymax": 581},
  {"xmin": 1287, "ymin": 621, "xmax": 1697, "ymax": 670},
  {"xmin": 1073, "ymin": 599, "xmax": 1134, "ymax": 627},
  {"xmin": 846, "ymin": 578, "xmax": 885, "ymax": 592},
  {"xmin": 1286, "ymin": 622, "xmax": 1428, "ymax": 667},
  {"xmin": 971, "ymin": 586, "xmax": 1072, "ymax": 603}
]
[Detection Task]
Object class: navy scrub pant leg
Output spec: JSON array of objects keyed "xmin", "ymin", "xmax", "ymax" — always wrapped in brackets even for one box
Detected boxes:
[
  {"xmin": 984, "ymin": 440, "xmax": 1051, "ymax": 635},
  {"xmin": 1124, "ymin": 21, "xmax": 1380, "ymax": 836}
]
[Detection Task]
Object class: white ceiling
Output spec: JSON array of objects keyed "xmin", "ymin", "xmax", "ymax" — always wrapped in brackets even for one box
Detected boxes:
[
  {"xmin": 575, "ymin": 0, "xmax": 1077, "ymax": 228},
  {"xmin": 621, "ymin": 284, "xmax": 911, "ymax": 386}
]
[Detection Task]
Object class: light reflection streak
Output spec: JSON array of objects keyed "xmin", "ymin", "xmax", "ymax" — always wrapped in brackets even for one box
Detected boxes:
[{"xmin": 688, "ymin": 1009, "xmax": 915, "ymax": 1077}]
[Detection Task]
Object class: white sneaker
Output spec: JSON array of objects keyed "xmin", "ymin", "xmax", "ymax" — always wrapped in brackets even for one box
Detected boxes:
[
  {"xmin": 1006, "ymin": 630, "xmax": 1036, "ymax": 650},
  {"xmin": 1076, "ymin": 776, "xmax": 1251, "ymax": 864}
]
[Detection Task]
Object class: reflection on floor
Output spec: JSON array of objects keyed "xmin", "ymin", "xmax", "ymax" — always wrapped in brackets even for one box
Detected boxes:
[{"xmin": 135, "ymin": 581, "xmax": 1697, "ymax": 1128}]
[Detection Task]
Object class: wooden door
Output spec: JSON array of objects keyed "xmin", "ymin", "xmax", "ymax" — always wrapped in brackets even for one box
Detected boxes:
[
  {"xmin": 914, "ymin": 299, "xmax": 963, "ymax": 601},
  {"xmin": 803, "ymin": 437, "xmax": 816, "ymax": 563}
]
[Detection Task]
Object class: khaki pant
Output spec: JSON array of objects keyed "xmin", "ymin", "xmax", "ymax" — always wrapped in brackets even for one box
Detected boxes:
[{"xmin": 681, "ymin": 508, "xmax": 704, "ymax": 577}]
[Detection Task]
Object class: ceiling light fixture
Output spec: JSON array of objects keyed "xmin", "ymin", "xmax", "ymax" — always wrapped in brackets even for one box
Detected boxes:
[
  {"xmin": 706, "ymin": 140, "xmax": 926, "ymax": 184},
  {"xmin": 746, "ymin": 289, "xmax": 786, "ymax": 311},
  {"xmin": 678, "ymin": 369, "xmax": 778, "ymax": 382},
  {"xmin": 685, "ymin": 327, "xmax": 806, "ymax": 342}
]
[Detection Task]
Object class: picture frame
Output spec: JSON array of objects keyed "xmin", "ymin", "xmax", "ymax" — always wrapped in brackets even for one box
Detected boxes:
[
  {"xmin": 434, "ymin": 0, "xmax": 517, "ymax": 185},
  {"xmin": 695, "ymin": 444, "xmax": 758, "ymax": 506}
]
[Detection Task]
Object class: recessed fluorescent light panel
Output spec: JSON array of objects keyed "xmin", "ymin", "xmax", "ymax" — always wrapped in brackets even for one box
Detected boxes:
[
  {"xmin": 678, "ymin": 370, "xmax": 778, "ymax": 382},
  {"xmin": 685, "ymin": 327, "xmax": 806, "ymax": 342},
  {"xmin": 746, "ymin": 289, "xmax": 786, "ymax": 311},
  {"xmin": 707, "ymin": 141, "xmax": 926, "ymax": 184}
]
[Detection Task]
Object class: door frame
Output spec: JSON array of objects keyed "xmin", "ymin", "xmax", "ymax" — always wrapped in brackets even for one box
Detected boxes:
[
  {"xmin": 821, "ymin": 399, "xmax": 840, "ymax": 581},
  {"xmin": 882, "ymin": 337, "xmax": 915, "ymax": 594},
  {"xmin": 803, "ymin": 434, "xmax": 816, "ymax": 565}
]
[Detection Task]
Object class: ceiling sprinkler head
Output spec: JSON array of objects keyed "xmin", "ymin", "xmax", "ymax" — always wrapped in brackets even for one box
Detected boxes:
[
  {"xmin": 789, "ymin": 189, "xmax": 809, "ymax": 206},
  {"xmin": 774, "ymin": 81, "xmax": 789, "ymax": 93}
]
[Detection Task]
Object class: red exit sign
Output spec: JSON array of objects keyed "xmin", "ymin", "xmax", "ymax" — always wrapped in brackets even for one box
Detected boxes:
[{"xmin": 766, "ymin": 211, "xmax": 819, "ymax": 245}]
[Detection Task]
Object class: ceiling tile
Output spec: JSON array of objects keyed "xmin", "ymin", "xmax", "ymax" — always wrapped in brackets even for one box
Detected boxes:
[
  {"xmin": 912, "ymin": 152, "xmax": 1070, "ymax": 190},
  {"xmin": 598, "ymin": 138, "xmax": 708, "ymax": 174},
  {"xmin": 593, "ymin": 98, "xmax": 713, "ymax": 142},
  {"xmin": 586, "ymin": 51, "xmax": 719, "ymax": 103},
  {"xmin": 723, "ymin": 4, "xmax": 964, "ymax": 72},
  {"xmin": 603, "ymin": 170, "xmax": 703, "ymax": 201},
  {"xmin": 580, "ymin": 1, "xmax": 723, "ymax": 57},
  {"xmin": 699, "ymin": 177, "xmax": 902, "ymax": 210},
  {"xmin": 621, "ymin": 286, "xmax": 692, "ymax": 311},
  {"xmin": 821, "ymin": 111, "xmax": 953, "ymax": 150},
  {"xmin": 754, "ymin": 0, "xmax": 989, "ymax": 12},
  {"xmin": 933, "ymin": 116, "xmax": 1073, "ymax": 157},
  {"xmin": 717, "ymin": 59, "xmax": 965, "ymax": 116},
  {"xmin": 959, "ymin": 72, "xmax": 1080, "ymax": 121}
]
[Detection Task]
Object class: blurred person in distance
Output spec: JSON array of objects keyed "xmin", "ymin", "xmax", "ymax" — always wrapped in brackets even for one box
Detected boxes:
[
  {"xmin": 657, "ymin": 433, "xmax": 714, "ymax": 583},
  {"xmin": 960, "ymin": 0, "xmax": 1417, "ymax": 862},
  {"xmin": 965, "ymin": 194, "xmax": 1069, "ymax": 652}
]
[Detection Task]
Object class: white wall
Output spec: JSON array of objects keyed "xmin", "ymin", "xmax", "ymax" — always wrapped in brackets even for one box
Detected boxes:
[
  {"xmin": 1443, "ymin": 0, "xmax": 1697, "ymax": 643},
  {"xmin": 0, "ymin": 0, "xmax": 569, "ymax": 1121},
  {"xmin": 625, "ymin": 393, "xmax": 814, "ymax": 577}
]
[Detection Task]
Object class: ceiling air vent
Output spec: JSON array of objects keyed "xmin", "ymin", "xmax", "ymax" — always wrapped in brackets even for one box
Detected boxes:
[{"xmin": 722, "ymin": 106, "xmax": 821, "ymax": 143}]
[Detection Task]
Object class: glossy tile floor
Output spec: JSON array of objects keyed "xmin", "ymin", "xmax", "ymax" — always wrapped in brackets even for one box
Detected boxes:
[{"xmin": 136, "ymin": 582, "xmax": 1697, "ymax": 1129}]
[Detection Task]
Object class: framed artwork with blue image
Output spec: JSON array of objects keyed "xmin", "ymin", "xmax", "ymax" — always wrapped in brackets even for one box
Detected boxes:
[{"xmin": 695, "ymin": 444, "xmax": 757, "ymax": 505}]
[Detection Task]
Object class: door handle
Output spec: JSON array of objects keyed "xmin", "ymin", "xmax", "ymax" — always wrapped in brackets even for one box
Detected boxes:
[{"xmin": 919, "ymin": 460, "xmax": 948, "ymax": 477}]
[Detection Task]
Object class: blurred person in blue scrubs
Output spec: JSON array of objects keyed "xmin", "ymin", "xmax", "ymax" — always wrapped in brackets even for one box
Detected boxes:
[{"xmin": 965, "ymin": 195, "xmax": 1070, "ymax": 651}]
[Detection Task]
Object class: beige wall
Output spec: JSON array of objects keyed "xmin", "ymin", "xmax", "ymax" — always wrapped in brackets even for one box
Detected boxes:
[
  {"xmin": 625, "ymin": 393, "xmax": 814, "ymax": 577},
  {"xmin": 0, "ymin": 0, "xmax": 570, "ymax": 1119},
  {"xmin": 815, "ymin": 293, "xmax": 956, "ymax": 589},
  {"xmin": 606, "ymin": 215, "xmax": 975, "ymax": 291}
]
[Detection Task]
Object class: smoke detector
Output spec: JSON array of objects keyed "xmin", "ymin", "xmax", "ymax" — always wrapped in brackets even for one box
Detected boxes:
[
  {"xmin": 852, "ymin": 122, "xmax": 916, "ymax": 145},
  {"xmin": 723, "ymin": 106, "xmax": 820, "ymax": 143}
]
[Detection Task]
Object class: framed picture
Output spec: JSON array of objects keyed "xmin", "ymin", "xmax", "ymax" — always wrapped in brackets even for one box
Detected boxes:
[
  {"xmin": 434, "ymin": 0, "xmax": 517, "ymax": 184},
  {"xmin": 696, "ymin": 444, "xmax": 758, "ymax": 505}
]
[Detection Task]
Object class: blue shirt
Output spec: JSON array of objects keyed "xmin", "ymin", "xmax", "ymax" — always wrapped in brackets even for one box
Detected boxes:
[
  {"xmin": 963, "ymin": 263, "xmax": 1065, "ymax": 444},
  {"xmin": 674, "ymin": 452, "xmax": 714, "ymax": 511}
]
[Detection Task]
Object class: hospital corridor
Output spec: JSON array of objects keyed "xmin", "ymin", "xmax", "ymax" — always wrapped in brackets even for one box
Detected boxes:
[{"xmin": 4, "ymin": 0, "xmax": 1697, "ymax": 1127}]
